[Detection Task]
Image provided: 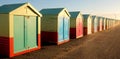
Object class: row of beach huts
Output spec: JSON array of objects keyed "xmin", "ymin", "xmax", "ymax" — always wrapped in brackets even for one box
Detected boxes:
[{"xmin": 0, "ymin": 3, "xmax": 120, "ymax": 57}]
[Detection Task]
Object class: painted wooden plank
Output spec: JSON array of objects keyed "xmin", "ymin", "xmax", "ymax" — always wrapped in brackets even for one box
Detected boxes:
[
  {"xmin": 25, "ymin": 16, "xmax": 37, "ymax": 48},
  {"xmin": 58, "ymin": 17, "xmax": 64, "ymax": 42},
  {"xmin": 14, "ymin": 15, "xmax": 25, "ymax": 53},
  {"xmin": 94, "ymin": 18, "xmax": 98, "ymax": 32},
  {"xmin": 76, "ymin": 18, "xmax": 83, "ymax": 38},
  {"xmin": 87, "ymin": 17, "xmax": 92, "ymax": 34},
  {"xmin": 63, "ymin": 17, "xmax": 69, "ymax": 40}
]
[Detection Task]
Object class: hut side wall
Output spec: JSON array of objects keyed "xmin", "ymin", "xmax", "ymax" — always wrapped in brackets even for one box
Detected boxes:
[
  {"xmin": 70, "ymin": 18, "xmax": 76, "ymax": 28},
  {"xmin": 99, "ymin": 19, "xmax": 102, "ymax": 31},
  {"xmin": 107, "ymin": 19, "xmax": 109, "ymax": 29},
  {"xmin": 70, "ymin": 18, "xmax": 76, "ymax": 39},
  {"xmin": 83, "ymin": 18, "xmax": 87, "ymax": 35},
  {"xmin": 94, "ymin": 18, "xmax": 98, "ymax": 32},
  {"xmin": 41, "ymin": 16, "xmax": 58, "ymax": 44},
  {"xmin": 102, "ymin": 19, "xmax": 104, "ymax": 30},
  {"xmin": 0, "ymin": 14, "xmax": 9, "ymax": 56},
  {"xmin": 103, "ymin": 19, "xmax": 106, "ymax": 30},
  {"xmin": 0, "ymin": 14, "xmax": 9, "ymax": 37},
  {"xmin": 92, "ymin": 18, "xmax": 94, "ymax": 33},
  {"xmin": 41, "ymin": 16, "xmax": 57, "ymax": 32}
]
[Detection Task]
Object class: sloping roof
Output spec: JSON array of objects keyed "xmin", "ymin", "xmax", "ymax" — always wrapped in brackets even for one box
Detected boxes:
[
  {"xmin": 92, "ymin": 16, "xmax": 97, "ymax": 20},
  {"xmin": 69, "ymin": 11, "xmax": 80, "ymax": 18},
  {"xmin": 0, "ymin": 3, "xmax": 25, "ymax": 13},
  {"xmin": 83, "ymin": 14, "xmax": 90, "ymax": 20},
  {"xmin": 0, "ymin": 3, "xmax": 42, "ymax": 17},
  {"xmin": 40, "ymin": 8, "xmax": 64, "ymax": 15},
  {"xmin": 98, "ymin": 17, "xmax": 103, "ymax": 20},
  {"xmin": 101, "ymin": 17, "xmax": 105, "ymax": 20}
]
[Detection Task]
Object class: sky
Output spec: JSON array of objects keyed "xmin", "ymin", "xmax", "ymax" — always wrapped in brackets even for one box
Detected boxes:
[{"xmin": 0, "ymin": 0, "xmax": 120, "ymax": 19}]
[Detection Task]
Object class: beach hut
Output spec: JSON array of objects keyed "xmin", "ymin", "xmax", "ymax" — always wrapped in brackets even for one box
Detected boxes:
[
  {"xmin": 40, "ymin": 8, "xmax": 70, "ymax": 45},
  {"xmin": 69, "ymin": 11, "xmax": 83, "ymax": 39},
  {"xmin": 83, "ymin": 14, "xmax": 92, "ymax": 35},
  {"xmin": 0, "ymin": 3, "xmax": 42, "ymax": 57},
  {"xmin": 92, "ymin": 16, "xmax": 98, "ymax": 33},
  {"xmin": 106, "ymin": 18, "xmax": 109, "ymax": 29},
  {"xmin": 110, "ymin": 19, "xmax": 113, "ymax": 28},
  {"xmin": 102, "ymin": 17, "xmax": 105, "ymax": 30},
  {"xmin": 98, "ymin": 17, "xmax": 103, "ymax": 31},
  {"xmin": 109, "ymin": 19, "xmax": 111, "ymax": 28},
  {"xmin": 103, "ymin": 18, "xmax": 107, "ymax": 30},
  {"xmin": 107, "ymin": 18, "xmax": 111, "ymax": 29}
]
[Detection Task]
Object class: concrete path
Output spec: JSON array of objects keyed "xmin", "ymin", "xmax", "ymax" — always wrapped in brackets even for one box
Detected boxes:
[{"xmin": 57, "ymin": 25, "xmax": 120, "ymax": 59}]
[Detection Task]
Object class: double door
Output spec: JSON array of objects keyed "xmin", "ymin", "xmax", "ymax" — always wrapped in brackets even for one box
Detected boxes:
[
  {"xmin": 58, "ymin": 17, "xmax": 69, "ymax": 42},
  {"xmin": 14, "ymin": 15, "xmax": 37, "ymax": 53},
  {"xmin": 76, "ymin": 18, "xmax": 81, "ymax": 37},
  {"xmin": 88, "ymin": 19, "xmax": 92, "ymax": 34}
]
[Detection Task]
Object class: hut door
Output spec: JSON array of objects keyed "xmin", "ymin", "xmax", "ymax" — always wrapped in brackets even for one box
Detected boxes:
[
  {"xmin": 25, "ymin": 16, "xmax": 37, "ymax": 49},
  {"xmin": 94, "ymin": 19, "xmax": 98, "ymax": 32},
  {"xmin": 63, "ymin": 17, "xmax": 69, "ymax": 40},
  {"xmin": 58, "ymin": 17, "xmax": 69, "ymax": 42},
  {"xmin": 88, "ymin": 18, "xmax": 92, "ymax": 34},
  {"xmin": 14, "ymin": 16, "xmax": 25, "ymax": 53},
  {"xmin": 14, "ymin": 16, "xmax": 37, "ymax": 53},
  {"xmin": 100, "ymin": 20, "xmax": 102, "ymax": 31},
  {"xmin": 76, "ymin": 18, "xmax": 81, "ymax": 37},
  {"xmin": 58, "ymin": 17, "xmax": 64, "ymax": 42}
]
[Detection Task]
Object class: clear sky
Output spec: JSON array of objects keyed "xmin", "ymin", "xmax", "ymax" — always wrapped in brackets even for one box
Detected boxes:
[{"xmin": 0, "ymin": 0, "xmax": 120, "ymax": 19}]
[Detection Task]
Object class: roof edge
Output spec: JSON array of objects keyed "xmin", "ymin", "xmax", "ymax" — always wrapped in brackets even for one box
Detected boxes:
[{"xmin": 10, "ymin": 3, "xmax": 42, "ymax": 17}]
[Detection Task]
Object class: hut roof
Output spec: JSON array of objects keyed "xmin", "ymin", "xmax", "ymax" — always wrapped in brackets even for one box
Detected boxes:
[
  {"xmin": 40, "ymin": 8, "xmax": 70, "ymax": 16},
  {"xmin": 83, "ymin": 14, "xmax": 90, "ymax": 20},
  {"xmin": 40, "ymin": 8, "xmax": 64, "ymax": 15},
  {"xmin": 69, "ymin": 11, "xmax": 80, "ymax": 18},
  {"xmin": 0, "ymin": 3, "xmax": 42, "ymax": 16},
  {"xmin": 0, "ymin": 3, "xmax": 25, "ymax": 13},
  {"xmin": 97, "ymin": 17, "xmax": 102, "ymax": 20},
  {"xmin": 92, "ymin": 16, "xmax": 96, "ymax": 20}
]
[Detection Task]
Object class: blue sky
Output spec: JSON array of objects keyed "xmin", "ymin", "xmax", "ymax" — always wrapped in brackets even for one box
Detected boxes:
[{"xmin": 0, "ymin": 0, "xmax": 120, "ymax": 19}]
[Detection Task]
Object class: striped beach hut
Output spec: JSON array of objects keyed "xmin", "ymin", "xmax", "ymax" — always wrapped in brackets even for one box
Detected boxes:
[
  {"xmin": 92, "ymin": 16, "xmax": 98, "ymax": 33},
  {"xmin": 40, "ymin": 8, "xmax": 70, "ymax": 45},
  {"xmin": 83, "ymin": 14, "xmax": 92, "ymax": 35},
  {"xmin": 109, "ymin": 19, "xmax": 112, "ymax": 28},
  {"xmin": 106, "ymin": 18, "xmax": 109, "ymax": 29},
  {"xmin": 101, "ymin": 17, "xmax": 105, "ymax": 31},
  {"xmin": 69, "ymin": 11, "xmax": 83, "ymax": 39},
  {"xmin": 103, "ymin": 17, "xmax": 107, "ymax": 30},
  {"xmin": 0, "ymin": 3, "xmax": 42, "ymax": 57},
  {"xmin": 98, "ymin": 17, "xmax": 103, "ymax": 31},
  {"xmin": 107, "ymin": 18, "xmax": 111, "ymax": 29},
  {"xmin": 101, "ymin": 17, "xmax": 105, "ymax": 30}
]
